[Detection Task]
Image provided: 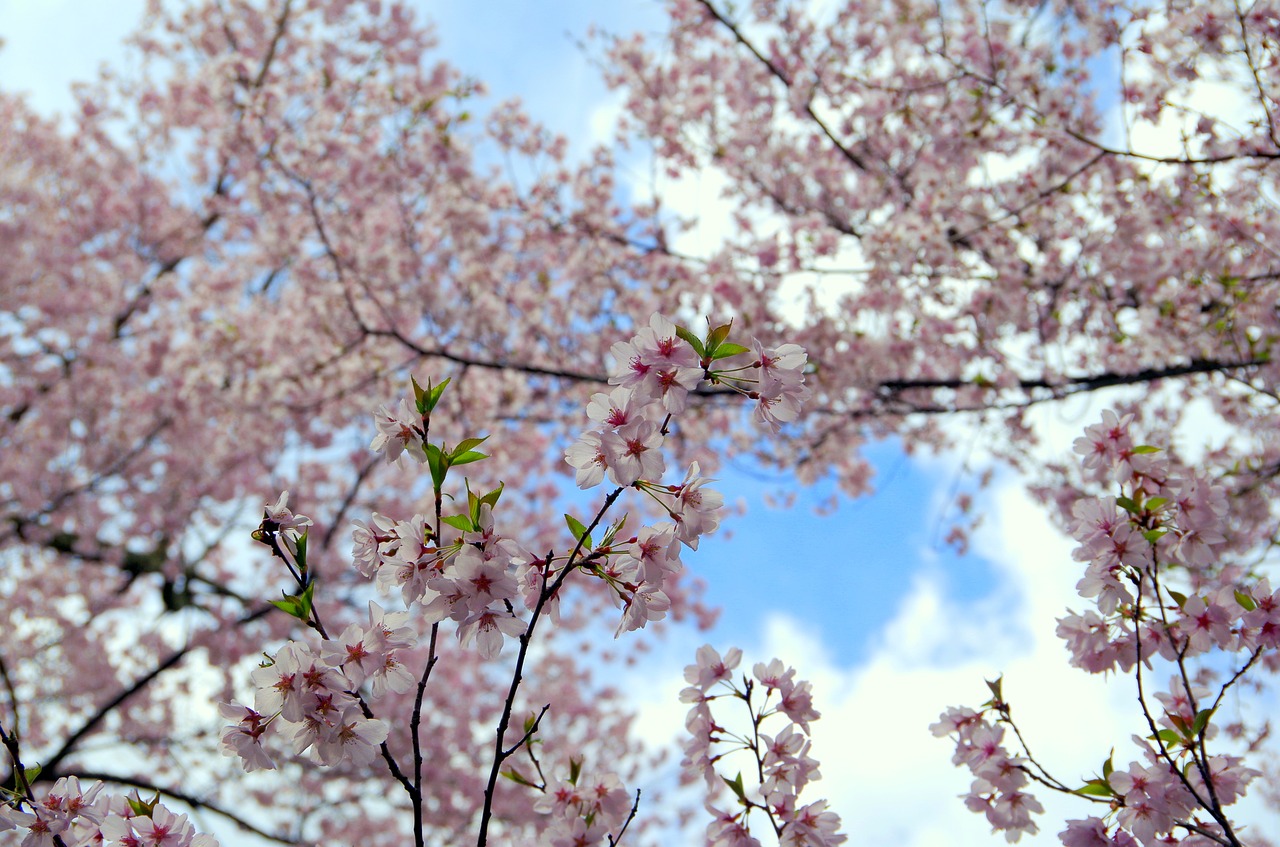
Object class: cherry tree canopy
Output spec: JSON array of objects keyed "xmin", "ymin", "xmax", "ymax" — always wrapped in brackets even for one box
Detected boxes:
[{"xmin": 2, "ymin": 0, "xmax": 1278, "ymax": 843}]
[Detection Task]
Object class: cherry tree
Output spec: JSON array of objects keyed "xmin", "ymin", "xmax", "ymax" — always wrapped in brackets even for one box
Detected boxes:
[{"xmin": 3, "ymin": 0, "xmax": 1280, "ymax": 844}]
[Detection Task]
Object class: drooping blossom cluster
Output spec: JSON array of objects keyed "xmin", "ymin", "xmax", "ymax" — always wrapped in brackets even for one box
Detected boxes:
[
  {"xmin": 936, "ymin": 411, "xmax": 1267, "ymax": 845},
  {"xmin": 930, "ymin": 703, "xmax": 1044, "ymax": 841},
  {"xmin": 354, "ymin": 502, "xmax": 528, "ymax": 658},
  {"xmin": 0, "ymin": 776, "xmax": 218, "ymax": 847},
  {"xmin": 563, "ymin": 316, "xmax": 807, "ymax": 635},
  {"xmin": 679, "ymin": 646, "xmax": 844, "ymax": 847},
  {"xmin": 530, "ymin": 764, "xmax": 636, "ymax": 847},
  {"xmin": 219, "ymin": 597, "xmax": 411, "ymax": 771}
]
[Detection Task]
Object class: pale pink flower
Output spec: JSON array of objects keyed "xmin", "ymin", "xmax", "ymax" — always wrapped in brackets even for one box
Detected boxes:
[
  {"xmin": 565, "ymin": 430, "xmax": 608, "ymax": 489},
  {"xmin": 314, "ymin": 710, "xmax": 389, "ymax": 767},
  {"xmin": 668, "ymin": 462, "xmax": 722, "ymax": 549},
  {"xmin": 457, "ymin": 605, "xmax": 525, "ymax": 658},
  {"xmin": 586, "ymin": 386, "xmax": 646, "ymax": 429},
  {"xmin": 601, "ymin": 420, "xmax": 665, "ymax": 485},
  {"xmin": 218, "ymin": 701, "xmax": 275, "ymax": 771},
  {"xmin": 685, "ymin": 644, "xmax": 742, "ymax": 691},
  {"xmin": 609, "ymin": 314, "xmax": 702, "ymax": 412},
  {"xmin": 350, "ymin": 512, "xmax": 397, "ymax": 579},
  {"xmin": 369, "ymin": 398, "xmax": 424, "ymax": 465},
  {"xmin": 615, "ymin": 583, "xmax": 671, "ymax": 634},
  {"xmin": 779, "ymin": 799, "xmax": 845, "ymax": 846}
]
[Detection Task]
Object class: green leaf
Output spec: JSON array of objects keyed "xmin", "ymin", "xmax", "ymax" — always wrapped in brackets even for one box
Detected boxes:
[
  {"xmin": 1167, "ymin": 590, "xmax": 1188, "ymax": 608},
  {"xmin": 565, "ymin": 514, "xmax": 593, "ymax": 549},
  {"xmin": 425, "ymin": 443, "xmax": 447, "ymax": 490},
  {"xmin": 1150, "ymin": 728, "xmax": 1181, "ymax": 746},
  {"xmin": 453, "ymin": 435, "xmax": 489, "ymax": 456},
  {"xmin": 706, "ymin": 322, "xmax": 732, "ymax": 351},
  {"xmin": 426, "ymin": 377, "xmax": 450, "ymax": 413},
  {"xmin": 723, "ymin": 772, "xmax": 747, "ymax": 804},
  {"xmin": 479, "ymin": 482, "xmax": 504, "ymax": 511},
  {"xmin": 569, "ymin": 757, "xmax": 582, "ymax": 785},
  {"xmin": 126, "ymin": 792, "xmax": 160, "ymax": 817},
  {"xmin": 1145, "ymin": 497, "xmax": 1169, "ymax": 511},
  {"xmin": 450, "ymin": 450, "xmax": 488, "ymax": 467},
  {"xmin": 1102, "ymin": 750, "xmax": 1114, "ymax": 780},
  {"xmin": 1132, "ymin": 444, "xmax": 1162, "ymax": 454},
  {"xmin": 600, "ymin": 514, "xmax": 627, "ymax": 548},
  {"xmin": 1142, "ymin": 528, "xmax": 1168, "ymax": 544},
  {"xmin": 710, "ymin": 341, "xmax": 751, "ymax": 361},
  {"xmin": 1236, "ymin": 590, "xmax": 1258, "ymax": 612},
  {"xmin": 1192, "ymin": 707, "xmax": 1215, "ymax": 737},
  {"xmin": 1116, "ymin": 496, "xmax": 1140, "ymax": 515},
  {"xmin": 442, "ymin": 514, "xmax": 473, "ymax": 533},
  {"xmin": 411, "ymin": 376, "xmax": 429, "ymax": 415},
  {"xmin": 1074, "ymin": 779, "xmax": 1114, "ymax": 797},
  {"xmin": 294, "ymin": 530, "xmax": 309, "ymax": 572},
  {"xmin": 674, "ymin": 324, "xmax": 705, "ymax": 359},
  {"xmin": 270, "ymin": 593, "xmax": 303, "ymax": 619},
  {"xmin": 271, "ymin": 582, "xmax": 314, "ymax": 621},
  {"xmin": 985, "ymin": 676, "xmax": 1004, "ymax": 703},
  {"xmin": 500, "ymin": 768, "xmax": 535, "ymax": 787},
  {"xmin": 21, "ymin": 763, "xmax": 41, "ymax": 785}
]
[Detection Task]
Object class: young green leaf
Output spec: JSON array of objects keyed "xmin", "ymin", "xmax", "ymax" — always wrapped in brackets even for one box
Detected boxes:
[
  {"xmin": 294, "ymin": 530, "xmax": 309, "ymax": 572},
  {"xmin": 500, "ymin": 768, "xmax": 535, "ymax": 787},
  {"xmin": 270, "ymin": 592, "xmax": 304, "ymax": 619},
  {"xmin": 424, "ymin": 443, "xmax": 447, "ymax": 490},
  {"xmin": 450, "ymin": 450, "xmax": 488, "ymax": 467},
  {"xmin": 479, "ymin": 482, "xmax": 504, "ymax": 510},
  {"xmin": 565, "ymin": 514, "xmax": 593, "ymax": 549},
  {"xmin": 1192, "ymin": 707, "xmax": 1215, "ymax": 737},
  {"xmin": 411, "ymin": 375, "xmax": 429, "ymax": 415},
  {"xmin": 1074, "ymin": 779, "xmax": 1114, "ymax": 797},
  {"xmin": 442, "ymin": 514, "xmax": 474, "ymax": 533},
  {"xmin": 706, "ymin": 322, "xmax": 732, "ymax": 351},
  {"xmin": 709, "ymin": 341, "xmax": 751, "ymax": 361},
  {"xmin": 425, "ymin": 377, "xmax": 450, "ymax": 413},
  {"xmin": 674, "ymin": 324, "xmax": 705, "ymax": 359},
  {"xmin": 723, "ymin": 772, "xmax": 747, "ymax": 804},
  {"xmin": 453, "ymin": 436, "xmax": 489, "ymax": 456}
]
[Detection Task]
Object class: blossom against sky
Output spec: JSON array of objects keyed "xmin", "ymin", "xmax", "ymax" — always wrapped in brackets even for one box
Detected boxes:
[{"xmin": 4, "ymin": 3, "xmax": 1276, "ymax": 845}]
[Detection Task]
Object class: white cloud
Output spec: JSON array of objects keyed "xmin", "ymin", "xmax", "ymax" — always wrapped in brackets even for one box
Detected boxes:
[{"xmin": 631, "ymin": 478, "xmax": 1279, "ymax": 845}]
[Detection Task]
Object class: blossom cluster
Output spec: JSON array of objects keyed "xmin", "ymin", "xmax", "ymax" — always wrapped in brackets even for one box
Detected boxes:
[
  {"xmin": 679, "ymin": 646, "xmax": 843, "ymax": 847},
  {"xmin": 929, "ymin": 706, "xmax": 1044, "ymax": 840},
  {"xmin": 214, "ymin": 315, "xmax": 824, "ymax": 847},
  {"xmin": 0, "ymin": 776, "xmax": 218, "ymax": 847},
  {"xmin": 936, "ymin": 411, "xmax": 1266, "ymax": 845},
  {"xmin": 531, "ymin": 766, "xmax": 635, "ymax": 847},
  {"xmin": 352, "ymin": 503, "xmax": 528, "ymax": 658},
  {"xmin": 219, "ymin": 600, "xmax": 412, "ymax": 771}
]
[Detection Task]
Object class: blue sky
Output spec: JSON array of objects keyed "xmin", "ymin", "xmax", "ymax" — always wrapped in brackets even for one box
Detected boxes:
[{"xmin": 3, "ymin": 3, "xmax": 1276, "ymax": 845}]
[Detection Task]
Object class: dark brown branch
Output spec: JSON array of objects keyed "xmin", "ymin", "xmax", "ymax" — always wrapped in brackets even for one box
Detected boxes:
[
  {"xmin": 877, "ymin": 357, "xmax": 1270, "ymax": 395},
  {"xmin": 13, "ymin": 605, "xmax": 274, "ymax": 788}
]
